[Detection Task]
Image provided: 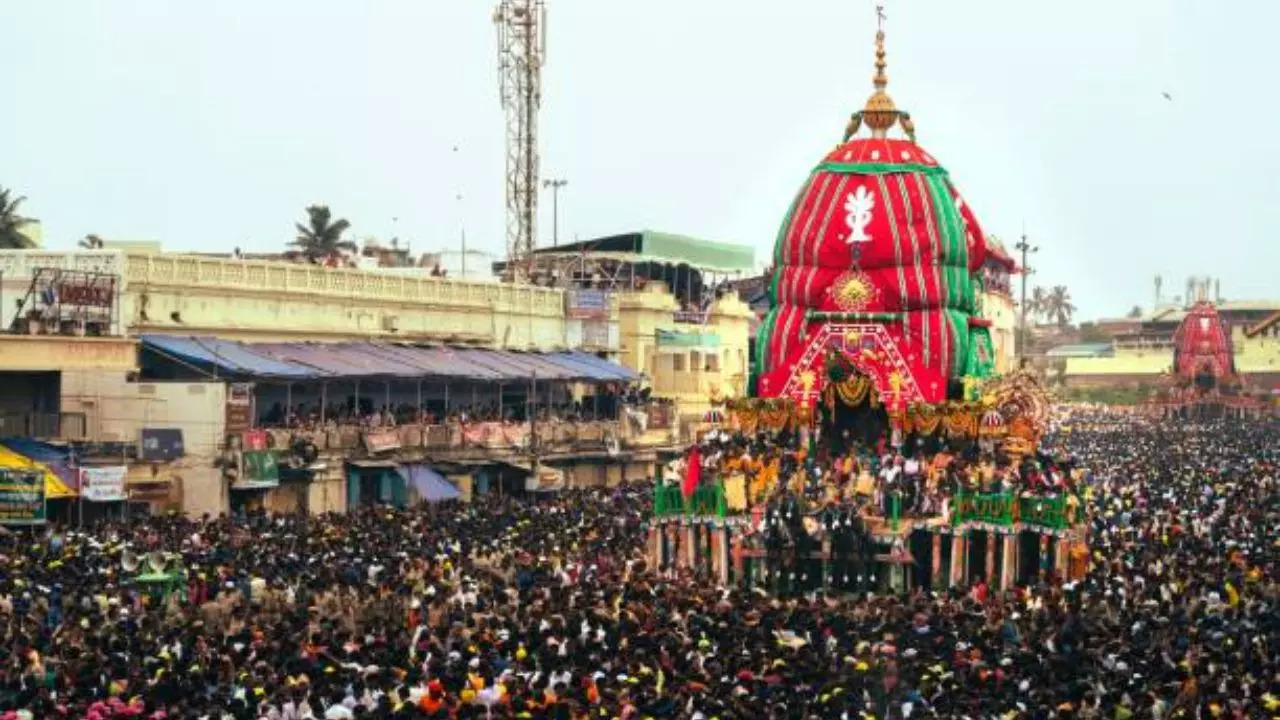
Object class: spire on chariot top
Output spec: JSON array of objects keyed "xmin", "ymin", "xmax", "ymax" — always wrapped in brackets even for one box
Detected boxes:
[{"xmin": 843, "ymin": 4, "xmax": 916, "ymax": 144}]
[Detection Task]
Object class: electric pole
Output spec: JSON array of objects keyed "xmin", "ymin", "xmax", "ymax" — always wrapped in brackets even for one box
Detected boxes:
[
  {"xmin": 543, "ymin": 178, "xmax": 567, "ymax": 247},
  {"xmin": 1014, "ymin": 232, "xmax": 1039, "ymax": 367}
]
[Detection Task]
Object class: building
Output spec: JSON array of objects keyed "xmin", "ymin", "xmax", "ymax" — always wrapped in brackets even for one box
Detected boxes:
[
  {"xmin": 1063, "ymin": 299, "xmax": 1280, "ymax": 392},
  {"xmin": 0, "ymin": 247, "xmax": 664, "ymax": 519},
  {"xmin": 501, "ymin": 229, "xmax": 756, "ymax": 437},
  {"xmin": 980, "ymin": 235, "xmax": 1019, "ymax": 374}
]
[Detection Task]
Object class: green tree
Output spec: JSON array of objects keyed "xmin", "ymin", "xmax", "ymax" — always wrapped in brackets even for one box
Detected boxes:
[
  {"xmin": 0, "ymin": 187, "xmax": 37, "ymax": 249},
  {"xmin": 1028, "ymin": 286, "xmax": 1049, "ymax": 323},
  {"xmin": 291, "ymin": 204, "xmax": 355, "ymax": 260},
  {"xmin": 1045, "ymin": 285, "xmax": 1077, "ymax": 328},
  {"xmin": 79, "ymin": 234, "xmax": 105, "ymax": 249},
  {"xmin": 1126, "ymin": 305, "xmax": 1143, "ymax": 319}
]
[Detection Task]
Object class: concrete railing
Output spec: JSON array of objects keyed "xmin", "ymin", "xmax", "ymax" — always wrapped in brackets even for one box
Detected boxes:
[
  {"xmin": 122, "ymin": 254, "xmax": 566, "ymax": 316},
  {"xmin": 252, "ymin": 420, "xmax": 622, "ymax": 455}
]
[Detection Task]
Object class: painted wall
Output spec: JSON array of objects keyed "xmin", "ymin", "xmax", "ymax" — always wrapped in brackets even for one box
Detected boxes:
[
  {"xmin": 0, "ymin": 250, "xmax": 590, "ymax": 349},
  {"xmin": 60, "ymin": 371, "xmax": 227, "ymax": 457},
  {"xmin": 982, "ymin": 291, "xmax": 1018, "ymax": 374},
  {"xmin": 618, "ymin": 285, "xmax": 752, "ymax": 400}
]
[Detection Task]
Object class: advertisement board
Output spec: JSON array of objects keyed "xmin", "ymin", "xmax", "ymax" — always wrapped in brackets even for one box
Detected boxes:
[
  {"xmin": 0, "ymin": 469, "xmax": 45, "ymax": 524},
  {"xmin": 81, "ymin": 466, "xmax": 127, "ymax": 502},
  {"xmin": 233, "ymin": 451, "xmax": 280, "ymax": 490},
  {"xmin": 566, "ymin": 290, "xmax": 609, "ymax": 320}
]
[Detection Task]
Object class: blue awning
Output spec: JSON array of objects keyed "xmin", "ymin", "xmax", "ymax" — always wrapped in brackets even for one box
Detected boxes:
[
  {"xmin": 554, "ymin": 351, "xmax": 640, "ymax": 381},
  {"xmin": 141, "ymin": 336, "xmax": 318, "ymax": 379},
  {"xmin": 141, "ymin": 336, "xmax": 638, "ymax": 383},
  {"xmin": 397, "ymin": 465, "xmax": 461, "ymax": 502}
]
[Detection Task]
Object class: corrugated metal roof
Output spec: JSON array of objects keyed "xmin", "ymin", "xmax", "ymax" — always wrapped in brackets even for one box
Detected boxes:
[
  {"xmin": 554, "ymin": 351, "xmax": 639, "ymax": 381},
  {"xmin": 144, "ymin": 337, "xmax": 638, "ymax": 383},
  {"xmin": 141, "ymin": 336, "xmax": 318, "ymax": 378}
]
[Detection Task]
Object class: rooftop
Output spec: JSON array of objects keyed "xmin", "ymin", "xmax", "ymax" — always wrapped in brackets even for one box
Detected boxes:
[{"xmin": 527, "ymin": 230, "xmax": 754, "ymax": 274}]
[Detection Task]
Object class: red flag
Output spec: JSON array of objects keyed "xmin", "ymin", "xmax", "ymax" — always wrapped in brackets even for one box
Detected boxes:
[{"xmin": 682, "ymin": 445, "xmax": 702, "ymax": 499}]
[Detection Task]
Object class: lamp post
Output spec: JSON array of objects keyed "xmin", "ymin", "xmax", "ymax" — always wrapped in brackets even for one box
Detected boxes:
[
  {"xmin": 1014, "ymin": 233, "xmax": 1039, "ymax": 367},
  {"xmin": 542, "ymin": 178, "xmax": 568, "ymax": 247}
]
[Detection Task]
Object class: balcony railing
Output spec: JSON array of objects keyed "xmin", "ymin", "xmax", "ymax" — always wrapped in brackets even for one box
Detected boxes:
[{"xmin": 244, "ymin": 419, "xmax": 622, "ymax": 457}]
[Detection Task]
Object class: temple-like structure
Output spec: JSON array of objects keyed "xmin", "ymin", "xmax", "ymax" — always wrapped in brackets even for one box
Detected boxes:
[
  {"xmin": 754, "ymin": 24, "xmax": 996, "ymax": 414},
  {"xmin": 648, "ymin": 20, "xmax": 1089, "ymax": 596},
  {"xmin": 1150, "ymin": 298, "xmax": 1271, "ymax": 418}
]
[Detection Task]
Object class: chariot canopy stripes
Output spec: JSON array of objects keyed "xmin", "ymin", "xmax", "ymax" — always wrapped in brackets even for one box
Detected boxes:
[{"xmin": 756, "ymin": 19, "xmax": 994, "ymax": 408}]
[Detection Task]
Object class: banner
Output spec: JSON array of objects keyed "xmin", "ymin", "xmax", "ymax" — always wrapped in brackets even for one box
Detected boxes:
[
  {"xmin": 233, "ymin": 450, "xmax": 279, "ymax": 490},
  {"xmin": 0, "ymin": 469, "xmax": 46, "ymax": 524},
  {"xmin": 364, "ymin": 428, "xmax": 401, "ymax": 453},
  {"xmin": 81, "ymin": 466, "xmax": 127, "ymax": 502},
  {"xmin": 241, "ymin": 429, "xmax": 268, "ymax": 451},
  {"xmin": 225, "ymin": 383, "xmax": 254, "ymax": 434},
  {"xmin": 566, "ymin": 290, "xmax": 609, "ymax": 320}
]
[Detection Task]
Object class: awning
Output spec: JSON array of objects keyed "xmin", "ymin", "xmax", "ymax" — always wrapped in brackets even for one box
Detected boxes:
[
  {"xmin": 0, "ymin": 445, "xmax": 75, "ymax": 499},
  {"xmin": 397, "ymin": 465, "xmax": 461, "ymax": 502},
  {"xmin": 0, "ymin": 437, "xmax": 79, "ymax": 495},
  {"xmin": 143, "ymin": 337, "xmax": 639, "ymax": 383},
  {"xmin": 141, "ymin": 336, "xmax": 317, "ymax": 379}
]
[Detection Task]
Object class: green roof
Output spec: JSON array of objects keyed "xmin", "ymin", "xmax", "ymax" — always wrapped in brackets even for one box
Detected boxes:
[{"xmin": 531, "ymin": 230, "xmax": 754, "ymax": 273}]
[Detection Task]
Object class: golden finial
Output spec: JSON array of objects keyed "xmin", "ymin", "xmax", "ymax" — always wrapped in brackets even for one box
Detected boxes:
[{"xmin": 845, "ymin": 4, "xmax": 916, "ymax": 144}]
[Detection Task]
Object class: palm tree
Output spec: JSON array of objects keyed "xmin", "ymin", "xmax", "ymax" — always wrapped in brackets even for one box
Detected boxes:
[
  {"xmin": 79, "ymin": 234, "xmax": 105, "ymax": 249},
  {"xmin": 1126, "ymin": 305, "xmax": 1143, "ymax": 319},
  {"xmin": 291, "ymin": 204, "xmax": 354, "ymax": 261},
  {"xmin": 1028, "ymin": 286, "xmax": 1049, "ymax": 324},
  {"xmin": 0, "ymin": 187, "xmax": 37, "ymax": 249},
  {"xmin": 1046, "ymin": 285, "xmax": 1077, "ymax": 328}
]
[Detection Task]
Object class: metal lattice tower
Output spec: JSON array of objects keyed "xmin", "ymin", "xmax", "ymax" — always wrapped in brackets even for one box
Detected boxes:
[{"xmin": 493, "ymin": 0, "xmax": 545, "ymax": 276}]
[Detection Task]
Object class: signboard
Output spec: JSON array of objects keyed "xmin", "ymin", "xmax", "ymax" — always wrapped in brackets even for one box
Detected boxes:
[
  {"xmin": 233, "ymin": 450, "xmax": 280, "ymax": 490},
  {"xmin": 80, "ymin": 466, "xmax": 127, "ymax": 502},
  {"xmin": 55, "ymin": 277, "xmax": 115, "ymax": 308},
  {"xmin": 241, "ymin": 429, "xmax": 268, "ymax": 451},
  {"xmin": 566, "ymin": 290, "xmax": 609, "ymax": 320},
  {"xmin": 364, "ymin": 428, "xmax": 401, "ymax": 454},
  {"xmin": 225, "ymin": 383, "xmax": 254, "ymax": 434},
  {"xmin": 582, "ymin": 322, "xmax": 610, "ymax": 349},
  {"xmin": 0, "ymin": 469, "xmax": 46, "ymax": 524},
  {"xmin": 139, "ymin": 429, "xmax": 184, "ymax": 462}
]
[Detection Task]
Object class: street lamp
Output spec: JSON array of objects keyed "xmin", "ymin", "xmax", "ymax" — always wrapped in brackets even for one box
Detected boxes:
[
  {"xmin": 542, "ymin": 178, "xmax": 568, "ymax": 247},
  {"xmin": 1014, "ymin": 233, "xmax": 1039, "ymax": 367}
]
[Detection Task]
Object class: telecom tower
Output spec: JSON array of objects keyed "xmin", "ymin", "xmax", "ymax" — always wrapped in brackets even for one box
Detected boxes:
[{"xmin": 493, "ymin": 0, "xmax": 545, "ymax": 277}]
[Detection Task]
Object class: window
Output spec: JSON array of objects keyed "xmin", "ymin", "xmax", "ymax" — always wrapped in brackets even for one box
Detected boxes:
[{"xmin": 673, "ymin": 353, "xmax": 686, "ymax": 372}]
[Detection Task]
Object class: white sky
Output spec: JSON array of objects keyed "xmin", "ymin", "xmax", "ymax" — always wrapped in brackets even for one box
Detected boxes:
[{"xmin": 4, "ymin": 0, "xmax": 1277, "ymax": 319}]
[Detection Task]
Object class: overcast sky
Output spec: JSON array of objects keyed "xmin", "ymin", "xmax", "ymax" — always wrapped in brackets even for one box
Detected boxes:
[{"xmin": 4, "ymin": 0, "xmax": 1276, "ymax": 319}]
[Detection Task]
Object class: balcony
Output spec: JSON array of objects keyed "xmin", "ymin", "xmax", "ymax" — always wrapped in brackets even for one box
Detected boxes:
[
  {"xmin": 244, "ymin": 419, "xmax": 625, "ymax": 463},
  {"xmin": 0, "ymin": 412, "xmax": 88, "ymax": 441}
]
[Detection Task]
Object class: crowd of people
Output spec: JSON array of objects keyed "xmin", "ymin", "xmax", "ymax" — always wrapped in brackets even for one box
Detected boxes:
[{"xmin": 0, "ymin": 407, "xmax": 1276, "ymax": 718}]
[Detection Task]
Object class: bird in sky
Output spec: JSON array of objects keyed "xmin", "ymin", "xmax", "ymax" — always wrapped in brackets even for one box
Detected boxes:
[{"xmin": 1162, "ymin": 92, "xmax": 1173, "ymax": 101}]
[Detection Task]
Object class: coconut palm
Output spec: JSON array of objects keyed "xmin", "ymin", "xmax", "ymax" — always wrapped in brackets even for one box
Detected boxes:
[
  {"xmin": 1126, "ymin": 305, "xmax": 1143, "ymax": 319},
  {"xmin": 1028, "ymin": 286, "xmax": 1049, "ymax": 324},
  {"xmin": 291, "ymin": 204, "xmax": 355, "ymax": 260},
  {"xmin": 79, "ymin": 234, "xmax": 105, "ymax": 249},
  {"xmin": 0, "ymin": 187, "xmax": 37, "ymax": 249},
  {"xmin": 1045, "ymin": 285, "xmax": 1077, "ymax": 328}
]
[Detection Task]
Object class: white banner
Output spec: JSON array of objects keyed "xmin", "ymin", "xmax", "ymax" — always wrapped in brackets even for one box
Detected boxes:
[{"xmin": 81, "ymin": 466, "xmax": 127, "ymax": 502}]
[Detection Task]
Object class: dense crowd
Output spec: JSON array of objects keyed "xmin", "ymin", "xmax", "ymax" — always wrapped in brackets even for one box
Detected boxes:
[{"xmin": 0, "ymin": 408, "xmax": 1276, "ymax": 718}]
